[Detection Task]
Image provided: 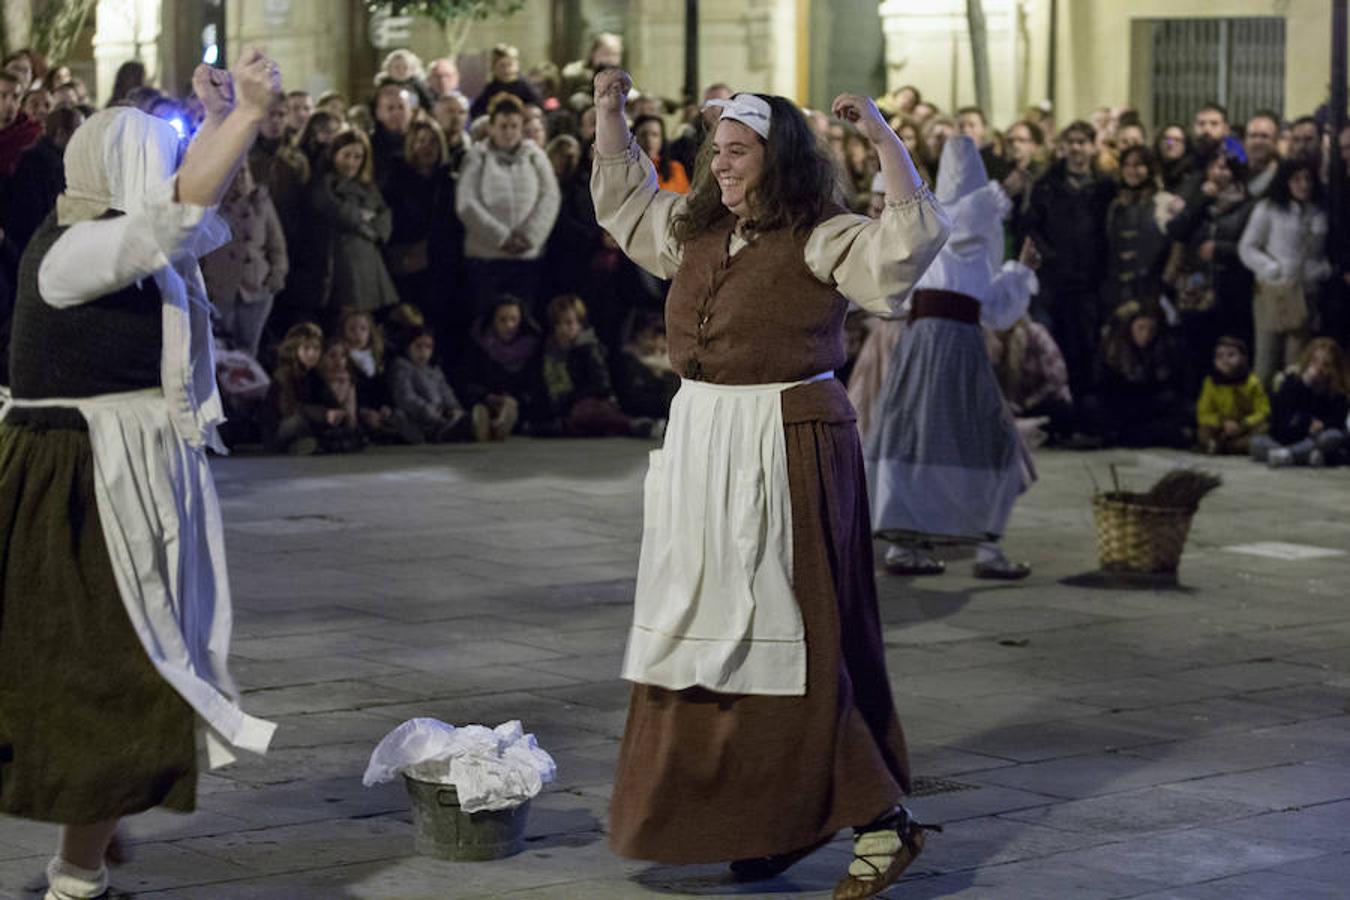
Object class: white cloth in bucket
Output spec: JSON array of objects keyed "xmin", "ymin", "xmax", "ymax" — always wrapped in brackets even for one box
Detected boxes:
[{"xmin": 364, "ymin": 718, "xmax": 556, "ymax": 813}]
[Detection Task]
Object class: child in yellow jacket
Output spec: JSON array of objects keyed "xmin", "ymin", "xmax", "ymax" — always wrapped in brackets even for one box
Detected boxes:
[{"xmin": 1197, "ymin": 336, "xmax": 1271, "ymax": 454}]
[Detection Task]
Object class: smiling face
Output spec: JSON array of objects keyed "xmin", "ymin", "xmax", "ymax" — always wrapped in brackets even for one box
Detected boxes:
[
  {"xmin": 334, "ymin": 142, "xmax": 365, "ymax": 180},
  {"xmin": 710, "ymin": 118, "xmax": 765, "ymax": 220},
  {"xmin": 1206, "ymin": 155, "xmax": 1233, "ymax": 191},
  {"xmin": 1244, "ymin": 115, "xmax": 1278, "ymax": 168},
  {"xmin": 1120, "ymin": 153, "xmax": 1150, "ymax": 188},
  {"xmin": 1116, "ymin": 124, "xmax": 1145, "ymax": 150},
  {"xmin": 1062, "ymin": 131, "xmax": 1094, "ymax": 173}
]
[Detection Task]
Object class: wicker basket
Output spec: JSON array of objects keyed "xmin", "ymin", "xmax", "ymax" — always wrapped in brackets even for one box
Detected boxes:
[{"xmin": 1092, "ymin": 492, "xmax": 1197, "ymax": 574}]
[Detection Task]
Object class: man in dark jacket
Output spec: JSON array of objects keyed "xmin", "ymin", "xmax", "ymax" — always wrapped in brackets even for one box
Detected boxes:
[
  {"xmin": 1021, "ymin": 120, "xmax": 1116, "ymax": 403},
  {"xmin": 0, "ymin": 72, "xmax": 41, "ymax": 180}
]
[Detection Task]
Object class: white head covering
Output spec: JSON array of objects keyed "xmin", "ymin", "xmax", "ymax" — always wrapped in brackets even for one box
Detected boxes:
[
  {"xmin": 703, "ymin": 93, "xmax": 771, "ymax": 141},
  {"xmin": 934, "ymin": 135, "xmax": 1008, "ymax": 269},
  {"xmin": 935, "ymin": 135, "xmax": 987, "ymax": 206},
  {"xmin": 57, "ymin": 107, "xmax": 180, "ymax": 226}
]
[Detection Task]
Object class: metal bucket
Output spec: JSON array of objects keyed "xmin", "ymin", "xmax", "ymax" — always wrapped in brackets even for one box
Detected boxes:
[{"xmin": 404, "ymin": 777, "xmax": 529, "ymax": 861}]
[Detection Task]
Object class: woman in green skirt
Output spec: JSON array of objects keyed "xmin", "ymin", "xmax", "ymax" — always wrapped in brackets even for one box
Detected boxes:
[{"xmin": 0, "ymin": 50, "xmax": 281, "ymax": 900}]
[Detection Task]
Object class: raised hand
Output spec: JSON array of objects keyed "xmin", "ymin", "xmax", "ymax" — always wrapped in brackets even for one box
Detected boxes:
[
  {"xmin": 831, "ymin": 92, "xmax": 890, "ymax": 144},
  {"xmin": 232, "ymin": 47, "xmax": 281, "ymax": 116},
  {"xmin": 192, "ymin": 63, "xmax": 234, "ymax": 119},
  {"xmin": 594, "ymin": 68, "xmax": 632, "ymax": 114}
]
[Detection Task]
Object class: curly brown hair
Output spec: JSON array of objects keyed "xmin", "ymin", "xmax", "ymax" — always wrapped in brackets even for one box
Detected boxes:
[
  {"xmin": 671, "ymin": 93, "xmax": 838, "ymax": 246},
  {"xmin": 1297, "ymin": 337, "xmax": 1350, "ymax": 396}
]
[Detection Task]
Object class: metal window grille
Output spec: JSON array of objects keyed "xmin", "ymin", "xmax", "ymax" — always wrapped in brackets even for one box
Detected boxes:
[{"xmin": 1150, "ymin": 17, "xmax": 1285, "ymax": 127}]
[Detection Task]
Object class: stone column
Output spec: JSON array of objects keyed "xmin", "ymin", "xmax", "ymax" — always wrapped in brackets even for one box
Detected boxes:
[{"xmin": 879, "ymin": 0, "xmax": 1030, "ymax": 128}]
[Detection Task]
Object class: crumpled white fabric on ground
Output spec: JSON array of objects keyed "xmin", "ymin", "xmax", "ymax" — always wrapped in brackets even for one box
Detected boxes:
[{"xmin": 363, "ymin": 718, "xmax": 556, "ymax": 812}]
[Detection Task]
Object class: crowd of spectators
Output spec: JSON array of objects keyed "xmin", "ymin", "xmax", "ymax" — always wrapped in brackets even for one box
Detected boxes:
[{"xmin": 1, "ymin": 39, "xmax": 1347, "ymax": 467}]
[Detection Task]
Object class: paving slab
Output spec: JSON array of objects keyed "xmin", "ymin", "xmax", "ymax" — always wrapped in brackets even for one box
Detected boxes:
[{"xmin": 3, "ymin": 442, "xmax": 1350, "ymax": 899}]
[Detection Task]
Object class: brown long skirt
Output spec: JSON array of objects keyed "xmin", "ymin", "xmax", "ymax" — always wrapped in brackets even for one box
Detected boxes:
[
  {"xmin": 0, "ymin": 413, "xmax": 197, "ymax": 824},
  {"xmin": 609, "ymin": 378, "xmax": 910, "ymax": 863}
]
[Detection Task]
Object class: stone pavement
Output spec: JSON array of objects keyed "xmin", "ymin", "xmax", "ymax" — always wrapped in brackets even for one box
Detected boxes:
[{"xmin": 2, "ymin": 439, "xmax": 1348, "ymax": 899}]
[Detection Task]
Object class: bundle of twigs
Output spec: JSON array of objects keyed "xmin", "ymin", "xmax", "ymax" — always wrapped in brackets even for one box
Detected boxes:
[{"xmin": 1093, "ymin": 465, "xmax": 1222, "ymax": 510}]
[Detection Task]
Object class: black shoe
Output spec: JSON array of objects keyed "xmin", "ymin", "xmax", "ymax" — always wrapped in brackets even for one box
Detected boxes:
[{"xmin": 730, "ymin": 835, "xmax": 833, "ymax": 882}]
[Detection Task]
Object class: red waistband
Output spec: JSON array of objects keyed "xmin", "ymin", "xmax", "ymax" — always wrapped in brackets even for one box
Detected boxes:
[{"xmin": 909, "ymin": 289, "xmax": 981, "ymax": 325}]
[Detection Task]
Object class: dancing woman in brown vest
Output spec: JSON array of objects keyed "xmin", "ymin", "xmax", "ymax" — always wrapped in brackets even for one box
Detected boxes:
[{"xmin": 591, "ymin": 68, "xmax": 950, "ymax": 899}]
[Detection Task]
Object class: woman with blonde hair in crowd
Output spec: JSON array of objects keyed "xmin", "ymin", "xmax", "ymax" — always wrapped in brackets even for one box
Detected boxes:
[
  {"xmin": 308, "ymin": 129, "xmax": 398, "ymax": 316},
  {"xmin": 1251, "ymin": 336, "xmax": 1349, "ymax": 466},
  {"xmin": 375, "ymin": 48, "xmax": 433, "ymax": 112}
]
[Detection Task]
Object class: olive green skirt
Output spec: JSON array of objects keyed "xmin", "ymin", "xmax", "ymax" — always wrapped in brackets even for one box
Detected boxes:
[{"xmin": 0, "ymin": 411, "xmax": 196, "ymax": 824}]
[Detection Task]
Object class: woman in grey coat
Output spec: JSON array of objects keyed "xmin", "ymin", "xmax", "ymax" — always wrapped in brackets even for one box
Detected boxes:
[{"xmin": 309, "ymin": 129, "xmax": 399, "ymax": 316}]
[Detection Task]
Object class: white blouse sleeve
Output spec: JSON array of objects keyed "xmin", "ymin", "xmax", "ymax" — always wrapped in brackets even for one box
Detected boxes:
[
  {"xmin": 590, "ymin": 137, "xmax": 687, "ymax": 279},
  {"xmin": 981, "ymin": 261, "xmax": 1039, "ymax": 331},
  {"xmin": 804, "ymin": 187, "xmax": 951, "ymax": 315},
  {"xmin": 38, "ymin": 177, "xmax": 226, "ymax": 308}
]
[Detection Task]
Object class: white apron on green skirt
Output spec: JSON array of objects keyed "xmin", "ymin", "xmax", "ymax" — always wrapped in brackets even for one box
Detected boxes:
[
  {"xmin": 1, "ymin": 389, "xmax": 275, "ymax": 766},
  {"xmin": 622, "ymin": 372, "xmax": 832, "ymax": 697}
]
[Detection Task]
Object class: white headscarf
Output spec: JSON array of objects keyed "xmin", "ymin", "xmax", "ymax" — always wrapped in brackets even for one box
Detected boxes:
[
  {"xmin": 934, "ymin": 135, "xmax": 1008, "ymax": 272},
  {"xmin": 57, "ymin": 107, "xmax": 180, "ymax": 226},
  {"xmin": 703, "ymin": 94, "xmax": 772, "ymax": 140}
]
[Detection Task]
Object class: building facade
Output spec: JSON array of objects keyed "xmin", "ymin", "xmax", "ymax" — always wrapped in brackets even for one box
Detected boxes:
[{"xmin": 78, "ymin": 0, "xmax": 1342, "ymax": 128}]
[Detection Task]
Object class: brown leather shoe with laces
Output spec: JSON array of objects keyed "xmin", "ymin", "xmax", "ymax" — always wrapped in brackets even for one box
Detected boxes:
[{"xmin": 832, "ymin": 812, "xmax": 941, "ymax": 900}]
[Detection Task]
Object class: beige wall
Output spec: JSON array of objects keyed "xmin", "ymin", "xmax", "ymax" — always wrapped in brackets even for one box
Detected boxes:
[
  {"xmin": 1054, "ymin": 0, "xmax": 1338, "ymax": 124},
  {"xmin": 222, "ymin": 0, "xmax": 354, "ymax": 98},
  {"xmin": 881, "ymin": 0, "xmax": 1343, "ymax": 131}
]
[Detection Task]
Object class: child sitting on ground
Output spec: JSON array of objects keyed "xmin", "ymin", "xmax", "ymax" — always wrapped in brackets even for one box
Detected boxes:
[
  {"xmin": 315, "ymin": 338, "xmax": 367, "ymax": 453},
  {"xmin": 265, "ymin": 322, "xmax": 328, "ymax": 454},
  {"xmin": 1251, "ymin": 337, "xmax": 1350, "ymax": 467},
  {"xmin": 339, "ymin": 307, "xmax": 420, "ymax": 443},
  {"xmin": 614, "ymin": 312, "xmax": 679, "ymax": 419},
  {"xmin": 540, "ymin": 294, "xmax": 662, "ymax": 438},
  {"xmin": 1083, "ymin": 300, "xmax": 1192, "ymax": 448},
  {"xmin": 1196, "ymin": 335, "xmax": 1270, "ymax": 455},
  {"xmin": 388, "ymin": 326, "xmax": 489, "ymax": 442},
  {"xmin": 461, "ymin": 294, "xmax": 540, "ymax": 439}
]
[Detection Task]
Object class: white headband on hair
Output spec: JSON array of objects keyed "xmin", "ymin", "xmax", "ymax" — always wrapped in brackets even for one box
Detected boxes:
[{"xmin": 703, "ymin": 93, "xmax": 772, "ymax": 140}]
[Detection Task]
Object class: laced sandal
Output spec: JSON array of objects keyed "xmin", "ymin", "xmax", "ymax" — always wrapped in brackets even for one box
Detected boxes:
[
  {"xmin": 729, "ymin": 834, "xmax": 833, "ymax": 882},
  {"xmin": 832, "ymin": 808, "xmax": 942, "ymax": 900}
]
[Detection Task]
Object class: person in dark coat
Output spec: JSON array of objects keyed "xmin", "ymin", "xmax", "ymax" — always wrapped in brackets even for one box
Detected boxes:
[
  {"xmin": 1104, "ymin": 145, "xmax": 1175, "ymax": 309},
  {"xmin": 1020, "ymin": 120, "xmax": 1116, "ymax": 404},
  {"xmin": 307, "ymin": 129, "xmax": 398, "ymax": 318},
  {"xmin": 370, "ymin": 82, "xmax": 413, "ymax": 187},
  {"xmin": 459, "ymin": 294, "xmax": 543, "ymax": 435},
  {"xmin": 383, "ymin": 120, "xmax": 456, "ymax": 325},
  {"xmin": 469, "ymin": 44, "xmax": 542, "ymax": 120},
  {"xmin": 0, "ymin": 106, "xmax": 81, "ymax": 252},
  {"xmin": 1081, "ymin": 300, "xmax": 1192, "ymax": 448},
  {"xmin": 1164, "ymin": 137, "xmax": 1256, "ymax": 377}
]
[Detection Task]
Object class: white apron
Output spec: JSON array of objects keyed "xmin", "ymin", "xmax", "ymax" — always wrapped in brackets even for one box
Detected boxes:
[
  {"xmin": 622, "ymin": 372, "xmax": 832, "ymax": 697},
  {"xmin": 1, "ymin": 389, "xmax": 275, "ymax": 767}
]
